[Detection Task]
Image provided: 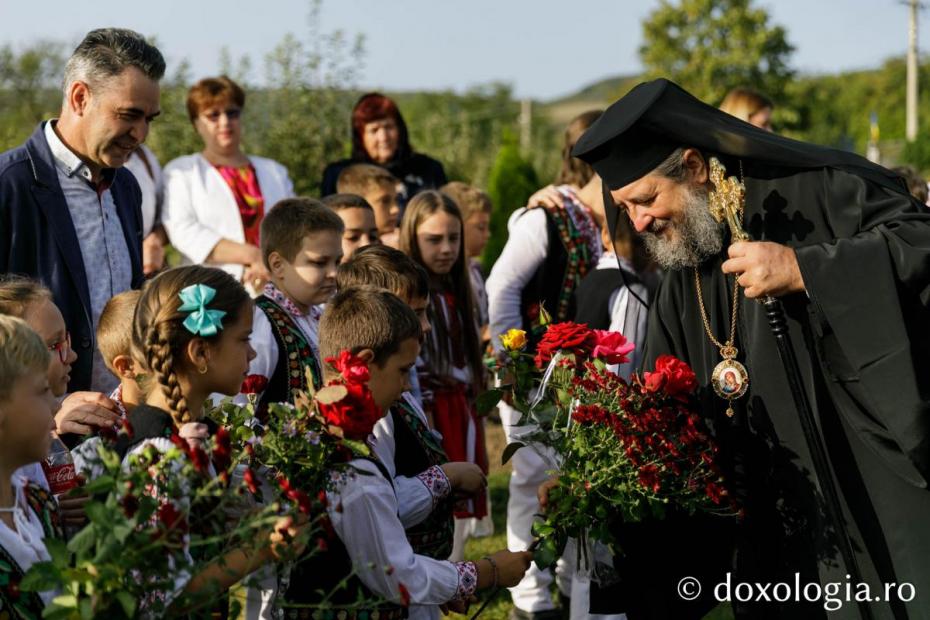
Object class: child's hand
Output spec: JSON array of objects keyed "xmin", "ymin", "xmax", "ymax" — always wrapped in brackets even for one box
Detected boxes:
[
  {"xmin": 178, "ymin": 422, "xmax": 210, "ymax": 451},
  {"xmin": 537, "ymin": 476, "xmax": 560, "ymax": 513},
  {"xmin": 440, "ymin": 595, "xmax": 477, "ymax": 615},
  {"xmin": 481, "ymin": 550, "xmax": 533, "ymax": 588},
  {"xmin": 55, "ymin": 392, "xmax": 121, "ymax": 435},
  {"xmin": 59, "ymin": 476, "xmax": 90, "ymax": 528},
  {"xmin": 525, "ymin": 184, "xmax": 563, "ymax": 210},
  {"xmin": 268, "ymin": 514, "xmax": 309, "ymax": 561},
  {"xmin": 441, "ymin": 462, "xmax": 487, "ymax": 496}
]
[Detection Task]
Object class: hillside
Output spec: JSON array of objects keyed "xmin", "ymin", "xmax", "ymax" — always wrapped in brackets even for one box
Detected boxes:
[{"xmin": 541, "ymin": 74, "xmax": 643, "ymax": 125}]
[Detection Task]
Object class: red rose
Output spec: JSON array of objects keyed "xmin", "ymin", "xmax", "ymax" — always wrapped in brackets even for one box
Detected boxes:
[
  {"xmin": 591, "ymin": 330, "xmax": 635, "ymax": 365},
  {"xmin": 155, "ymin": 502, "xmax": 188, "ymax": 539},
  {"xmin": 534, "ymin": 322, "xmax": 596, "ymax": 368},
  {"xmin": 637, "ymin": 463, "xmax": 662, "ymax": 493},
  {"xmin": 98, "ymin": 425, "xmax": 118, "ymax": 443},
  {"xmin": 318, "ymin": 381, "xmax": 383, "ymax": 440},
  {"xmin": 119, "ymin": 416, "xmax": 134, "ymax": 440},
  {"xmin": 243, "ymin": 468, "xmax": 260, "ymax": 495},
  {"xmin": 6, "ymin": 577, "xmax": 20, "ymax": 601},
  {"xmin": 213, "ymin": 426, "xmax": 232, "ymax": 472},
  {"xmin": 642, "ymin": 355, "xmax": 697, "ymax": 400},
  {"xmin": 120, "ymin": 493, "xmax": 139, "ymax": 518},
  {"xmin": 398, "ymin": 583, "xmax": 411, "ymax": 607},
  {"xmin": 292, "ymin": 489, "xmax": 313, "ymax": 515},
  {"xmin": 326, "ymin": 350, "xmax": 371, "ymax": 385},
  {"xmin": 705, "ymin": 481, "xmax": 727, "ymax": 505},
  {"xmin": 241, "ymin": 374, "xmax": 270, "ymax": 395}
]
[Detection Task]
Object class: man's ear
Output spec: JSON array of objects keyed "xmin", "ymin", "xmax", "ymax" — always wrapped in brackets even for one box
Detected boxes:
[
  {"xmin": 682, "ymin": 148, "xmax": 708, "ymax": 185},
  {"xmin": 267, "ymin": 251, "xmax": 286, "ymax": 279},
  {"xmin": 66, "ymin": 81, "xmax": 91, "ymax": 116},
  {"xmin": 112, "ymin": 355, "xmax": 136, "ymax": 381}
]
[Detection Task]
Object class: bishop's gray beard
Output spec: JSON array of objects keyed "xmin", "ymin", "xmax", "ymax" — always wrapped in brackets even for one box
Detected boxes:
[{"xmin": 640, "ymin": 184, "xmax": 723, "ymax": 270}]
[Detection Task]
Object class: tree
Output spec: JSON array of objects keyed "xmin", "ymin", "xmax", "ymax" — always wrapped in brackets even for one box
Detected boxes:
[
  {"xmin": 482, "ymin": 132, "xmax": 539, "ymax": 270},
  {"xmin": 253, "ymin": 4, "xmax": 365, "ymax": 197},
  {"xmin": 0, "ymin": 41, "xmax": 65, "ymax": 150},
  {"xmin": 639, "ymin": 0, "xmax": 794, "ymax": 106}
]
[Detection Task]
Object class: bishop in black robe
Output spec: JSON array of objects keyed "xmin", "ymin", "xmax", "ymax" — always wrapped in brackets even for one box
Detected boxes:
[{"xmin": 572, "ymin": 79, "xmax": 930, "ymax": 620}]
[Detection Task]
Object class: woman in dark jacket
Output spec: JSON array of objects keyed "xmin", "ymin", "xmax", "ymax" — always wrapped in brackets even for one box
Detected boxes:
[{"xmin": 322, "ymin": 92, "xmax": 447, "ymax": 202}]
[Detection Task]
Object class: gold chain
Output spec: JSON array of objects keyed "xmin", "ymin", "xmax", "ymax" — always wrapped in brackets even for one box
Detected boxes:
[{"xmin": 694, "ymin": 268, "xmax": 741, "ymax": 358}]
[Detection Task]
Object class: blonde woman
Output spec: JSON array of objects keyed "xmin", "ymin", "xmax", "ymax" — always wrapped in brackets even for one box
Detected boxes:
[{"xmin": 719, "ymin": 87, "xmax": 774, "ymax": 131}]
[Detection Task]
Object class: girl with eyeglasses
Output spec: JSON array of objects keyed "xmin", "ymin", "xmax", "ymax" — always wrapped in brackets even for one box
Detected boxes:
[
  {"xmin": 0, "ymin": 275, "xmax": 124, "ymax": 532},
  {"xmin": 0, "ymin": 276, "xmax": 122, "ymax": 438}
]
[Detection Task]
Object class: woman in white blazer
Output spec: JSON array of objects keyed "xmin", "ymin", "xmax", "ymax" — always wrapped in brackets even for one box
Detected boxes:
[{"xmin": 162, "ymin": 76, "xmax": 294, "ymax": 291}]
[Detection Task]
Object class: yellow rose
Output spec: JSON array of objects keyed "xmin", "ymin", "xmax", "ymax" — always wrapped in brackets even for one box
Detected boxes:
[{"xmin": 499, "ymin": 328, "xmax": 528, "ymax": 351}]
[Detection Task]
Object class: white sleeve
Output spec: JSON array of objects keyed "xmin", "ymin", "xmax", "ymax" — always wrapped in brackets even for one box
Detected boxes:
[
  {"xmin": 371, "ymin": 403, "xmax": 451, "ymax": 529},
  {"xmin": 151, "ymin": 149, "xmax": 165, "ymax": 226},
  {"xmin": 231, "ymin": 308, "xmax": 278, "ymax": 406},
  {"xmin": 486, "ymin": 208, "xmax": 549, "ymax": 351},
  {"xmin": 280, "ymin": 163, "xmax": 295, "ymax": 198},
  {"xmin": 371, "ymin": 414, "xmax": 398, "ymax": 478},
  {"xmin": 12, "ymin": 463, "xmax": 49, "ymax": 491},
  {"xmin": 329, "ymin": 461, "xmax": 476, "ymax": 605},
  {"xmin": 395, "ymin": 466, "xmax": 451, "ymax": 528},
  {"xmin": 606, "ymin": 281, "xmax": 649, "ymax": 380},
  {"xmin": 161, "ymin": 164, "xmax": 223, "ymax": 264}
]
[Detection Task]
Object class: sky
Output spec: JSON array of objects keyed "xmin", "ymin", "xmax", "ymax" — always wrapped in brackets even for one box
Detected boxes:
[{"xmin": 0, "ymin": 0, "xmax": 919, "ymax": 100}]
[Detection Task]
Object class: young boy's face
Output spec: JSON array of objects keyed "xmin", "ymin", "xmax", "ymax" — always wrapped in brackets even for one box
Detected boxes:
[
  {"xmin": 464, "ymin": 212, "xmax": 491, "ymax": 259},
  {"xmin": 27, "ymin": 298, "xmax": 77, "ymax": 397},
  {"xmin": 271, "ymin": 231, "xmax": 344, "ymax": 310},
  {"xmin": 363, "ymin": 184, "xmax": 400, "ymax": 237},
  {"xmin": 404, "ymin": 294, "xmax": 431, "ymax": 335},
  {"xmin": 339, "ymin": 207, "xmax": 380, "ymax": 258},
  {"xmin": 366, "ymin": 337, "xmax": 420, "ymax": 410},
  {"xmin": 0, "ymin": 368, "xmax": 56, "ymax": 466}
]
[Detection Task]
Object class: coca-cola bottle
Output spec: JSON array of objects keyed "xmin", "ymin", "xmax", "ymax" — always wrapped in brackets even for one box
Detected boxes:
[{"xmin": 42, "ymin": 433, "xmax": 79, "ymax": 496}]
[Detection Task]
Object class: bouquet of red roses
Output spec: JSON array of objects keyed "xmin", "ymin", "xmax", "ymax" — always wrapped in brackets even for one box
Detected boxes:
[{"xmin": 493, "ymin": 322, "xmax": 737, "ymax": 569}]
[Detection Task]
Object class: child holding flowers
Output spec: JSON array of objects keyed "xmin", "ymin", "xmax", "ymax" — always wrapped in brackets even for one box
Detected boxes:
[
  {"xmin": 399, "ymin": 190, "xmax": 489, "ymax": 559},
  {"xmin": 282, "ymin": 286, "xmax": 530, "ymax": 619},
  {"xmin": 336, "ymin": 245, "xmax": 487, "ymax": 576},
  {"xmin": 121, "ymin": 265, "xmax": 303, "ymax": 609},
  {"xmin": 0, "ymin": 315, "xmax": 61, "ymax": 618}
]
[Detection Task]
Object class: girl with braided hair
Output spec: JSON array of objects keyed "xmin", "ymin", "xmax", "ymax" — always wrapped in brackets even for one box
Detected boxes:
[{"xmin": 122, "ymin": 265, "xmax": 303, "ymax": 609}]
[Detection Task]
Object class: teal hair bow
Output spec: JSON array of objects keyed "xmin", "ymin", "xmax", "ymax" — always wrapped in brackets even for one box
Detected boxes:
[{"xmin": 178, "ymin": 284, "xmax": 227, "ymax": 337}]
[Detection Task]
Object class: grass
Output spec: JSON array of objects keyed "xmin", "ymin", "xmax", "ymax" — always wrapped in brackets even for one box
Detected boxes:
[{"xmin": 448, "ymin": 420, "xmax": 733, "ymax": 620}]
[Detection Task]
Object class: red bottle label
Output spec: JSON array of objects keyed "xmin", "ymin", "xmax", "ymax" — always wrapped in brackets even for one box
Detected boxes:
[{"xmin": 43, "ymin": 462, "xmax": 79, "ymax": 495}]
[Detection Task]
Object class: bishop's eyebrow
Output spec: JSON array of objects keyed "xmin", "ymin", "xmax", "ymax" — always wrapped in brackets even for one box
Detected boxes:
[{"xmin": 629, "ymin": 191, "xmax": 656, "ymax": 204}]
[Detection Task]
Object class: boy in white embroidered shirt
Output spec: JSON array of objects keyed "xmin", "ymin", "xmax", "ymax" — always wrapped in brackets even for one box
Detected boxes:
[
  {"xmin": 0, "ymin": 316, "xmax": 61, "ymax": 613},
  {"xmin": 335, "ymin": 246, "xmax": 487, "ymax": 582},
  {"xmin": 236, "ymin": 198, "xmax": 344, "ymax": 411},
  {"xmin": 278, "ymin": 287, "xmax": 531, "ymax": 618}
]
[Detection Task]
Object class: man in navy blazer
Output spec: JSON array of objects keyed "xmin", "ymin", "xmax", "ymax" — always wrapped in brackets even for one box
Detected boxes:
[{"xmin": 0, "ymin": 28, "xmax": 165, "ymax": 394}]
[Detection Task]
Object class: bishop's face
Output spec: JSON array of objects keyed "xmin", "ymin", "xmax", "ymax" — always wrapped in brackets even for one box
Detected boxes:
[{"xmin": 610, "ymin": 164, "xmax": 723, "ymax": 270}]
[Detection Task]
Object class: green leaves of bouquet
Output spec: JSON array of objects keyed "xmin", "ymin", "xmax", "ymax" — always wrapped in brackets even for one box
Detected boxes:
[{"xmin": 21, "ymin": 422, "xmax": 282, "ymax": 619}]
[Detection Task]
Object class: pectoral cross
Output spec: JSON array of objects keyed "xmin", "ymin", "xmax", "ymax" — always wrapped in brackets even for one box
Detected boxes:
[{"xmin": 708, "ymin": 157, "xmax": 750, "ymax": 243}]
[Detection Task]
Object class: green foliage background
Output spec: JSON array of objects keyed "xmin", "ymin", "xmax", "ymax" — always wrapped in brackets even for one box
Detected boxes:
[{"xmin": 1, "ymin": 0, "xmax": 928, "ymax": 271}]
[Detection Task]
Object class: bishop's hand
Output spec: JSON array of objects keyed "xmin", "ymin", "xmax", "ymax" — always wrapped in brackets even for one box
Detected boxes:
[{"xmin": 721, "ymin": 241, "xmax": 806, "ymax": 299}]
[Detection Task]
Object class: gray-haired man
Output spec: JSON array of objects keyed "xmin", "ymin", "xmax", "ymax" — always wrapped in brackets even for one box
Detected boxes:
[{"xmin": 0, "ymin": 28, "xmax": 164, "ymax": 435}]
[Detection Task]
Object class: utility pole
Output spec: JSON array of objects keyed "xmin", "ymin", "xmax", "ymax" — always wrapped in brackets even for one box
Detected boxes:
[
  {"xmin": 519, "ymin": 99, "xmax": 532, "ymax": 153},
  {"xmin": 907, "ymin": 0, "xmax": 920, "ymax": 141}
]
